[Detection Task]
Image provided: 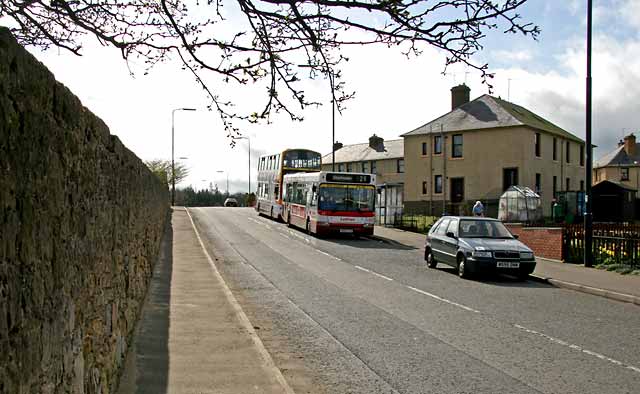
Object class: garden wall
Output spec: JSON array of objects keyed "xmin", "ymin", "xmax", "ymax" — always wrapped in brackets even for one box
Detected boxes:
[{"xmin": 505, "ymin": 224, "xmax": 562, "ymax": 261}]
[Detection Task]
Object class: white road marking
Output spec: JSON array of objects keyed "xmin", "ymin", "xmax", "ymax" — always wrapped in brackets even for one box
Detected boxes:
[
  {"xmin": 317, "ymin": 250, "xmax": 342, "ymax": 261},
  {"xmin": 279, "ymin": 233, "xmax": 291, "ymax": 240},
  {"xmin": 355, "ymin": 265, "xmax": 371, "ymax": 273},
  {"xmin": 371, "ymin": 271, "xmax": 394, "ymax": 281},
  {"xmin": 513, "ymin": 324, "xmax": 640, "ymax": 375},
  {"xmin": 287, "ymin": 229, "xmax": 311, "ymax": 243},
  {"xmin": 248, "ymin": 217, "xmax": 272, "ymax": 229},
  {"xmin": 407, "ymin": 286, "xmax": 481, "ymax": 313}
]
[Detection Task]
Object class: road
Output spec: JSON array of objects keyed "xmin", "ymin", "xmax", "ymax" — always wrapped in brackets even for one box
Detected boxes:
[{"xmin": 189, "ymin": 207, "xmax": 640, "ymax": 394}]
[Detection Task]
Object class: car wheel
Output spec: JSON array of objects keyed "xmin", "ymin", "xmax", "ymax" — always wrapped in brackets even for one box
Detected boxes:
[
  {"xmin": 457, "ymin": 255, "xmax": 470, "ymax": 279},
  {"xmin": 426, "ymin": 249, "xmax": 437, "ymax": 268}
]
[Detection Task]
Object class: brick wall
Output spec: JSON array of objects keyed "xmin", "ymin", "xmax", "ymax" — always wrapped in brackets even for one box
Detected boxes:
[
  {"xmin": 506, "ymin": 224, "xmax": 562, "ymax": 261},
  {"xmin": 0, "ymin": 28, "xmax": 169, "ymax": 393}
]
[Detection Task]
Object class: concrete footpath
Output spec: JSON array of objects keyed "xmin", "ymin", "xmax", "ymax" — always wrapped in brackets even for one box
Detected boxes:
[
  {"xmin": 372, "ymin": 225, "xmax": 640, "ymax": 306},
  {"xmin": 118, "ymin": 208, "xmax": 293, "ymax": 394}
]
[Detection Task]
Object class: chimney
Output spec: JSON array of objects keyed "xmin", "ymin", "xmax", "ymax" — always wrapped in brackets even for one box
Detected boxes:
[
  {"xmin": 368, "ymin": 134, "xmax": 385, "ymax": 152},
  {"xmin": 623, "ymin": 133, "xmax": 636, "ymax": 157},
  {"xmin": 618, "ymin": 139, "xmax": 625, "ymax": 147},
  {"xmin": 333, "ymin": 141, "xmax": 343, "ymax": 151},
  {"xmin": 451, "ymin": 84, "xmax": 471, "ymax": 110}
]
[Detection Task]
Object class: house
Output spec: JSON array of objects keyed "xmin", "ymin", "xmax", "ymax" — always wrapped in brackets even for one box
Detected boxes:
[
  {"xmin": 321, "ymin": 135, "xmax": 404, "ymax": 224},
  {"xmin": 594, "ymin": 133, "xmax": 639, "ymax": 197},
  {"xmin": 401, "ymin": 84, "xmax": 586, "ymax": 218}
]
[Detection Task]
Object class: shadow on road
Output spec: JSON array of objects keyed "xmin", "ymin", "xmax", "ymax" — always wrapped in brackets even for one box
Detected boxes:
[
  {"xmin": 435, "ymin": 266, "xmax": 552, "ymax": 288},
  {"xmin": 320, "ymin": 235, "xmax": 418, "ymax": 250},
  {"xmin": 117, "ymin": 218, "xmax": 173, "ymax": 394}
]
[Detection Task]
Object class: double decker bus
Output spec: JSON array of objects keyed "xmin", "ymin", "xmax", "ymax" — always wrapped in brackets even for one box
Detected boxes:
[
  {"xmin": 255, "ymin": 149, "xmax": 322, "ymax": 220},
  {"xmin": 282, "ymin": 171, "xmax": 377, "ymax": 236}
]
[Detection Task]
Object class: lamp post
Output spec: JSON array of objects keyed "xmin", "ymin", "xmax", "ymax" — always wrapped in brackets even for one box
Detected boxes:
[
  {"xmin": 234, "ymin": 136, "xmax": 251, "ymax": 195},
  {"xmin": 584, "ymin": 0, "xmax": 593, "ymax": 267},
  {"xmin": 216, "ymin": 170, "xmax": 229, "ymax": 196},
  {"xmin": 298, "ymin": 64, "xmax": 336, "ymax": 170},
  {"xmin": 171, "ymin": 108, "xmax": 196, "ymax": 206}
]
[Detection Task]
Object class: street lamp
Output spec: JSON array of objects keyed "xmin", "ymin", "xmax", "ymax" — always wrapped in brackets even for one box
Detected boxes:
[
  {"xmin": 234, "ymin": 136, "xmax": 251, "ymax": 195},
  {"xmin": 298, "ymin": 64, "xmax": 336, "ymax": 171},
  {"xmin": 584, "ymin": 0, "xmax": 593, "ymax": 267},
  {"xmin": 171, "ymin": 108, "xmax": 196, "ymax": 206},
  {"xmin": 216, "ymin": 170, "xmax": 229, "ymax": 196}
]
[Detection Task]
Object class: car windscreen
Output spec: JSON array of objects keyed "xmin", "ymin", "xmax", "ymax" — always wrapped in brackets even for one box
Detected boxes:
[
  {"xmin": 459, "ymin": 220, "xmax": 513, "ymax": 238},
  {"xmin": 318, "ymin": 184, "xmax": 375, "ymax": 212}
]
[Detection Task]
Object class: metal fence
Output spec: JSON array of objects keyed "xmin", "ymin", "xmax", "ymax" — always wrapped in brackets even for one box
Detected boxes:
[
  {"xmin": 563, "ymin": 224, "xmax": 640, "ymax": 268},
  {"xmin": 391, "ymin": 213, "xmax": 437, "ymax": 234}
]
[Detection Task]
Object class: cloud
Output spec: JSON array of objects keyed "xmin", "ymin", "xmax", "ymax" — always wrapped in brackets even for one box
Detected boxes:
[{"xmin": 491, "ymin": 33, "xmax": 640, "ymax": 159}]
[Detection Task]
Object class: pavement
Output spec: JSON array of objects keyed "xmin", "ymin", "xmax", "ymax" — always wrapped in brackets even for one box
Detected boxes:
[
  {"xmin": 117, "ymin": 208, "xmax": 294, "ymax": 394},
  {"xmin": 371, "ymin": 225, "xmax": 640, "ymax": 306}
]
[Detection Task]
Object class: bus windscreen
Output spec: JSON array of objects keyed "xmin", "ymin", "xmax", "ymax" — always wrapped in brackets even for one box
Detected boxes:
[
  {"xmin": 283, "ymin": 150, "xmax": 321, "ymax": 170},
  {"xmin": 318, "ymin": 185, "xmax": 375, "ymax": 212}
]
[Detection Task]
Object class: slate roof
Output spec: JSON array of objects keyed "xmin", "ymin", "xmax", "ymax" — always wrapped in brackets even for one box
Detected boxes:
[
  {"xmin": 594, "ymin": 144, "xmax": 640, "ymax": 168},
  {"xmin": 401, "ymin": 94, "xmax": 584, "ymax": 143},
  {"xmin": 322, "ymin": 139, "xmax": 404, "ymax": 164}
]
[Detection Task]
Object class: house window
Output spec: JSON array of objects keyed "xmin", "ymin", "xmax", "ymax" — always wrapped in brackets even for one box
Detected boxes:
[
  {"xmin": 422, "ymin": 181, "xmax": 428, "ymax": 195},
  {"xmin": 621, "ymin": 168, "xmax": 630, "ymax": 181},
  {"xmin": 553, "ymin": 176, "xmax": 557, "ymax": 198},
  {"xmin": 553, "ymin": 138, "xmax": 558, "ymax": 161},
  {"xmin": 452, "ymin": 134, "xmax": 463, "ymax": 158},
  {"xmin": 580, "ymin": 180, "xmax": 585, "ymax": 191},
  {"xmin": 347, "ymin": 163, "xmax": 353, "ymax": 172},
  {"xmin": 535, "ymin": 173, "xmax": 541, "ymax": 194},
  {"xmin": 434, "ymin": 135, "xmax": 442, "ymax": 154},
  {"xmin": 503, "ymin": 168, "xmax": 518, "ymax": 191},
  {"xmin": 580, "ymin": 144, "xmax": 585, "ymax": 166},
  {"xmin": 566, "ymin": 141, "xmax": 570, "ymax": 163},
  {"xmin": 397, "ymin": 159, "xmax": 404, "ymax": 173},
  {"xmin": 371, "ymin": 161, "xmax": 377, "ymax": 174},
  {"xmin": 434, "ymin": 175, "xmax": 443, "ymax": 194},
  {"xmin": 535, "ymin": 133, "xmax": 541, "ymax": 157},
  {"xmin": 338, "ymin": 163, "xmax": 345, "ymax": 172},
  {"xmin": 422, "ymin": 142, "xmax": 427, "ymax": 156},
  {"xmin": 566, "ymin": 177, "xmax": 570, "ymax": 191},
  {"xmin": 362, "ymin": 161, "xmax": 369, "ymax": 173}
]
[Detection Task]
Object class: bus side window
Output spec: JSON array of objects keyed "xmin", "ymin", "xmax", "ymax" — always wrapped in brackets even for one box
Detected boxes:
[{"xmin": 310, "ymin": 184, "xmax": 317, "ymax": 206}]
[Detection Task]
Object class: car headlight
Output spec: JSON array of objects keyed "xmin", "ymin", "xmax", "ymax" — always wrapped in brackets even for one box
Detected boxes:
[
  {"xmin": 520, "ymin": 251, "xmax": 534, "ymax": 260},
  {"xmin": 472, "ymin": 250, "xmax": 493, "ymax": 258}
]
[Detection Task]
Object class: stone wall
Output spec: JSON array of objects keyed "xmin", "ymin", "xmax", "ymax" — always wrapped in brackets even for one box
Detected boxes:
[{"xmin": 0, "ymin": 28, "xmax": 169, "ymax": 393}]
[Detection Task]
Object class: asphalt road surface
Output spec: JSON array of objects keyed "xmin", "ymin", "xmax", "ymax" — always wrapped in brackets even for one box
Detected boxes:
[{"xmin": 189, "ymin": 207, "xmax": 640, "ymax": 394}]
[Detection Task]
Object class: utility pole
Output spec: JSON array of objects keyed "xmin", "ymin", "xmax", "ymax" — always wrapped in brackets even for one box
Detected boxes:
[{"xmin": 584, "ymin": 0, "xmax": 593, "ymax": 267}]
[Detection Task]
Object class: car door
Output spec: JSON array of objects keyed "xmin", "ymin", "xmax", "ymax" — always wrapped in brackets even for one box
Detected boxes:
[
  {"xmin": 441, "ymin": 218, "xmax": 460, "ymax": 265},
  {"xmin": 430, "ymin": 218, "xmax": 450, "ymax": 264}
]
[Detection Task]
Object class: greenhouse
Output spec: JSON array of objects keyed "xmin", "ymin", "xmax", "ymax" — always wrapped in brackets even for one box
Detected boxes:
[{"xmin": 498, "ymin": 186, "xmax": 543, "ymax": 223}]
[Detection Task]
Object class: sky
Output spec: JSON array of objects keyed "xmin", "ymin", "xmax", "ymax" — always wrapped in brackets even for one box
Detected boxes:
[{"xmin": 17, "ymin": 0, "xmax": 640, "ymax": 193}]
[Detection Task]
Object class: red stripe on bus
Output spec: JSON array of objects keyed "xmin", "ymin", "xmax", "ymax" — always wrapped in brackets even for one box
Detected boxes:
[{"xmin": 318, "ymin": 210, "xmax": 375, "ymax": 217}]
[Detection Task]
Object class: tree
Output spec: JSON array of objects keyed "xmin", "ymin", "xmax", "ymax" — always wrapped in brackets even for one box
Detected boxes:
[
  {"xmin": 2, "ymin": 1, "xmax": 539, "ymax": 137},
  {"xmin": 145, "ymin": 159, "xmax": 189, "ymax": 185}
]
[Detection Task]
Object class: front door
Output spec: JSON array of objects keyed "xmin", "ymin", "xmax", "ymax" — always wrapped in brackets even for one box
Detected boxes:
[{"xmin": 450, "ymin": 178, "xmax": 464, "ymax": 203}]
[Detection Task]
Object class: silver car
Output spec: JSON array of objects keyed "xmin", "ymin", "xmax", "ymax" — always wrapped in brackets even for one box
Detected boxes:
[{"xmin": 425, "ymin": 216, "xmax": 536, "ymax": 280}]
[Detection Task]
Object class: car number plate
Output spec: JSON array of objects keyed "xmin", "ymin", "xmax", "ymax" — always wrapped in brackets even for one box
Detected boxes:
[
  {"xmin": 340, "ymin": 229, "xmax": 354, "ymax": 233},
  {"xmin": 497, "ymin": 261, "xmax": 520, "ymax": 268}
]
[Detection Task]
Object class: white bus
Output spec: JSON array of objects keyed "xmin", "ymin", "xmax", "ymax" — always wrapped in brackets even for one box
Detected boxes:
[
  {"xmin": 282, "ymin": 171, "xmax": 377, "ymax": 236},
  {"xmin": 255, "ymin": 149, "xmax": 322, "ymax": 220}
]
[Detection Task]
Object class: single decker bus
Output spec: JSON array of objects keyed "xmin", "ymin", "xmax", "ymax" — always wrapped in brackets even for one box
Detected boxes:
[
  {"xmin": 282, "ymin": 171, "xmax": 377, "ymax": 236},
  {"xmin": 255, "ymin": 148, "xmax": 322, "ymax": 220}
]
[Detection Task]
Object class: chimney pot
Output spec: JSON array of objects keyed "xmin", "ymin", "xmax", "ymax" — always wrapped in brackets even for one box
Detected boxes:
[
  {"xmin": 451, "ymin": 84, "xmax": 471, "ymax": 110},
  {"xmin": 368, "ymin": 134, "xmax": 385, "ymax": 152},
  {"xmin": 333, "ymin": 141, "xmax": 343, "ymax": 151},
  {"xmin": 623, "ymin": 133, "xmax": 636, "ymax": 157}
]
